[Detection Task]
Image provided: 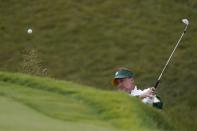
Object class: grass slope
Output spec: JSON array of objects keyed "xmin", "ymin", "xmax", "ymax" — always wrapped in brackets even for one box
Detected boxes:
[
  {"xmin": 0, "ymin": 0, "xmax": 197, "ymax": 130},
  {"xmin": 0, "ymin": 96, "xmax": 118, "ymax": 131},
  {"xmin": 0, "ymin": 72, "xmax": 173, "ymax": 131}
]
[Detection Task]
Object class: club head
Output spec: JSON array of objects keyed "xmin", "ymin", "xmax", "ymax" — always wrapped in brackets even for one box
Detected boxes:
[{"xmin": 182, "ymin": 19, "xmax": 189, "ymax": 25}]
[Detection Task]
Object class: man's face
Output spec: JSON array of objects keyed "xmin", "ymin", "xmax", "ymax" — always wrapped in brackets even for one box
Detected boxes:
[{"xmin": 119, "ymin": 77, "xmax": 135, "ymax": 93}]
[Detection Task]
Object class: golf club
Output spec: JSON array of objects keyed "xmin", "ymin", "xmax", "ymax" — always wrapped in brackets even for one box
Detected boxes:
[{"xmin": 154, "ymin": 18, "xmax": 189, "ymax": 88}]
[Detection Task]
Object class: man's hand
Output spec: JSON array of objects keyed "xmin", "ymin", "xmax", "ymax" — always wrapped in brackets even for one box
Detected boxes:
[{"xmin": 139, "ymin": 87, "xmax": 156, "ymax": 99}]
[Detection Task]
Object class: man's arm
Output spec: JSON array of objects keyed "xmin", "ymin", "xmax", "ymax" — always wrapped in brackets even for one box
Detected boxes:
[{"xmin": 139, "ymin": 87, "xmax": 156, "ymax": 99}]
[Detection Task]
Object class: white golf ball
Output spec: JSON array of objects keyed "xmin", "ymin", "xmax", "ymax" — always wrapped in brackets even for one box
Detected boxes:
[{"xmin": 27, "ymin": 28, "xmax": 32, "ymax": 34}]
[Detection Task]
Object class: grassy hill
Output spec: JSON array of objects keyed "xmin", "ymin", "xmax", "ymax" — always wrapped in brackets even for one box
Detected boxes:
[
  {"xmin": 0, "ymin": 72, "xmax": 173, "ymax": 131},
  {"xmin": 0, "ymin": 0, "xmax": 197, "ymax": 130}
]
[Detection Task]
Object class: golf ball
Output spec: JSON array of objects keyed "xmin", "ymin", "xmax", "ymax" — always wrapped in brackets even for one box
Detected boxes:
[{"xmin": 27, "ymin": 28, "xmax": 32, "ymax": 34}]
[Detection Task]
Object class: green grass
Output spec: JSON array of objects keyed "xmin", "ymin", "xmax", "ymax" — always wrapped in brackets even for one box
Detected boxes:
[
  {"xmin": 0, "ymin": 72, "xmax": 173, "ymax": 131},
  {"xmin": 0, "ymin": 96, "xmax": 119, "ymax": 131},
  {"xmin": 0, "ymin": 0, "xmax": 197, "ymax": 130}
]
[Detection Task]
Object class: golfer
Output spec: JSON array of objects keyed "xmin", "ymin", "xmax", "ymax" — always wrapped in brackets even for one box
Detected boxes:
[{"xmin": 112, "ymin": 68, "xmax": 163, "ymax": 109}]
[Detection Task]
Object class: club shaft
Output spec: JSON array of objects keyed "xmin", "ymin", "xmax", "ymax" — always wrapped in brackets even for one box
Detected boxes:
[{"xmin": 154, "ymin": 25, "xmax": 188, "ymax": 88}]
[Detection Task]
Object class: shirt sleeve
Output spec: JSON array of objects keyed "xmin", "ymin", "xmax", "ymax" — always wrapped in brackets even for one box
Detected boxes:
[{"xmin": 130, "ymin": 86, "xmax": 143, "ymax": 96}]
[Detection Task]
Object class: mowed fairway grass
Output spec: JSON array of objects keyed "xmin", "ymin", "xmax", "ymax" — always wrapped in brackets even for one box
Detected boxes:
[
  {"xmin": 0, "ymin": 96, "xmax": 118, "ymax": 131},
  {"xmin": 0, "ymin": 72, "xmax": 173, "ymax": 131}
]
